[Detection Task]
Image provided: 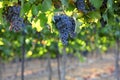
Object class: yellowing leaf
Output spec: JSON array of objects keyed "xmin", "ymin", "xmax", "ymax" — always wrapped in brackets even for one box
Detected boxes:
[
  {"xmin": 0, "ymin": 38, "xmax": 4, "ymax": 45},
  {"xmin": 0, "ymin": 2, "xmax": 3, "ymax": 8},
  {"xmin": 32, "ymin": 19, "xmax": 42, "ymax": 32},
  {"xmin": 27, "ymin": 10, "xmax": 32, "ymax": 22}
]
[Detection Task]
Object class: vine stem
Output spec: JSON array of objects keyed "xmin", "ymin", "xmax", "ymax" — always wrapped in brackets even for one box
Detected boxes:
[
  {"xmin": 56, "ymin": 51, "xmax": 61, "ymax": 80},
  {"xmin": 0, "ymin": 54, "xmax": 2, "ymax": 80},
  {"xmin": 21, "ymin": 31, "xmax": 26, "ymax": 80},
  {"xmin": 61, "ymin": 46, "xmax": 67, "ymax": 80},
  {"xmin": 47, "ymin": 52, "xmax": 52, "ymax": 80},
  {"xmin": 115, "ymin": 40, "xmax": 120, "ymax": 80}
]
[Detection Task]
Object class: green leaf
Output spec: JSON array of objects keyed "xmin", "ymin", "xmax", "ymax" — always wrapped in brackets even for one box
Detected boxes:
[
  {"xmin": 89, "ymin": 0, "xmax": 103, "ymax": 9},
  {"xmin": 60, "ymin": 0, "xmax": 69, "ymax": 8},
  {"xmin": 102, "ymin": 13, "xmax": 108, "ymax": 21},
  {"xmin": 32, "ymin": 4, "xmax": 38, "ymax": 16},
  {"xmin": 38, "ymin": 13, "xmax": 47, "ymax": 27},
  {"xmin": 0, "ymin": 8, "xmax": 3, "ymax": 24},
  {"xmin": 29, "ymin": 0, "xmax": 36, "ymax": 4},
  {"xmin": 41, "ymin": 0, "xmax": 52, "ymax": 12},
  {"xmin": 107, "ymin": 0, "xmax": 113, "ymax": 8},
  {"xmin": 32, "ymin": 13, "xmax": 47, "ymax": 32},
  {"xmin": 20, "ymin": 0, "xmax": 24, "ymax": 17},
  {"xmin": 22, "ymin": 2, "xmax": 31, "ymax": 14},
  {"xmin": 107, "ymin": 0, "xmax": 113, "ymax": 13},
  {"xmin": 115, "ymin": 31, "xmax": 120, "ymax": 38},
  {"xmin": 88, "ymin": 11, "xmax": 101, "ymax": 19}
]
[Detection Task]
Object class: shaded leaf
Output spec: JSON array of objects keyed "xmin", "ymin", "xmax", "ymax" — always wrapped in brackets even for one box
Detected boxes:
[
  {"xmin": 60, "ymin": 0, "xmax": 69, "ymax": 8},
  {"xmin": 89, "ymin": 0, "xmax": 103, "ymax": 9},
  {"xmin": 32, "ymin": 4, "xmax": 38, "ymax": 16},
  {"xmin": 41, "ymin": 0, "xmax": 52, "ymax": 12}
]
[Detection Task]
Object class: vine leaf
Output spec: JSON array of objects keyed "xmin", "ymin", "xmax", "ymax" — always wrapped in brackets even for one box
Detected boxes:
[
  {"xmin": 32, "ymin": 4, "xmax": 38, "ymax": 16},
  {"xmin": 22, "ymin": 2, "xmax": 31, "ymax": 15},
  {"xmin": 41, "ymin": 0, "xmax": 52, "ymax": 12},
  {"xmin": 60, "ymin": 0, "xmax": 69, "ymax": 8},
  {"xmin": 89, "ymin": 0, "xmax": 103, "ymax": 9},
  {"xmin": 107, "ymin": 0, "xmax": 113, "ymax": 13}
]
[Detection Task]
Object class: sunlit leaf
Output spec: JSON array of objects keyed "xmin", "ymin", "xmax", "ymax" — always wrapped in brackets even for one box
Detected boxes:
[{"xmin": 32, "ymin": 19, "xmax": 42, "ymax": 32}]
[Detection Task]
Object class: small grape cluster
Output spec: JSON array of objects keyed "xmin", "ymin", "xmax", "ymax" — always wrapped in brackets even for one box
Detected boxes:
[
  {"xmin": 75, "ymin": 0, "xmax": 108, "ymax": 13},
  {"xmin": 54, "ymin": 14, "xmax": 76, "ymax": 45},
  {"xmin": 75, "ymin": 0, "xmax": 87, "ymax": 13},
  {"xmin": 4, "ymin": 5, "xmax": 24, "ymax": 32}
]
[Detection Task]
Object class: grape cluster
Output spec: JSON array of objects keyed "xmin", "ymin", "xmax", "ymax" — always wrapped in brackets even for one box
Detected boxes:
[
  {"xmin": 75, "ymin": 0, "xmax": 87, "ymax": 13},
  {"xmin": 54, "ymin": 14, "xmax": 76, "ymax": 45},
  {"xmin": 4, "ymin": 5, "xmax": 24, "ymax": 32}
]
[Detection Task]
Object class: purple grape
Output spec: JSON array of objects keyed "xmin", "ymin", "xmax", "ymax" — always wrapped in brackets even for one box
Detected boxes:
[{"xmin": 75, "ymin": 0, "xmax": 87, "ymax": 13}]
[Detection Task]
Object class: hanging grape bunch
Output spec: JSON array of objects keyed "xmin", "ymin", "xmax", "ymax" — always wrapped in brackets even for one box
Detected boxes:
[
  {"xmin": 75, "ymin": 0, "xmax": 87, "ymax": 13},
  {"xmin": 4, "ymin": 5, "xmax": 24, "ymax": 32},
  {"xmin": 54, "ymin": 14, "xmax": 76, "ymax": 45}
]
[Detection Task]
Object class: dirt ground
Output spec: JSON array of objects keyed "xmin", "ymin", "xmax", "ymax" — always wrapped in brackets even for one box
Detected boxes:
[{"xmin": 1, "ymin": 52, "xmax": 119, "ymax": 80}]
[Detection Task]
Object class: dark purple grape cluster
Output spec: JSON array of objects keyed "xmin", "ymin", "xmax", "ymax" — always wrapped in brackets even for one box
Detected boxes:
[
  {"xmin": 75, "ymin": 0, "xmax": 87, "ymax": 13},
  {"xmin": 54, "ymin": 14, "xmax": 76, "ymax": 45},
  {"xmin": 4, "ymin": 5, "xmax": 24, "ymax": 32}
]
